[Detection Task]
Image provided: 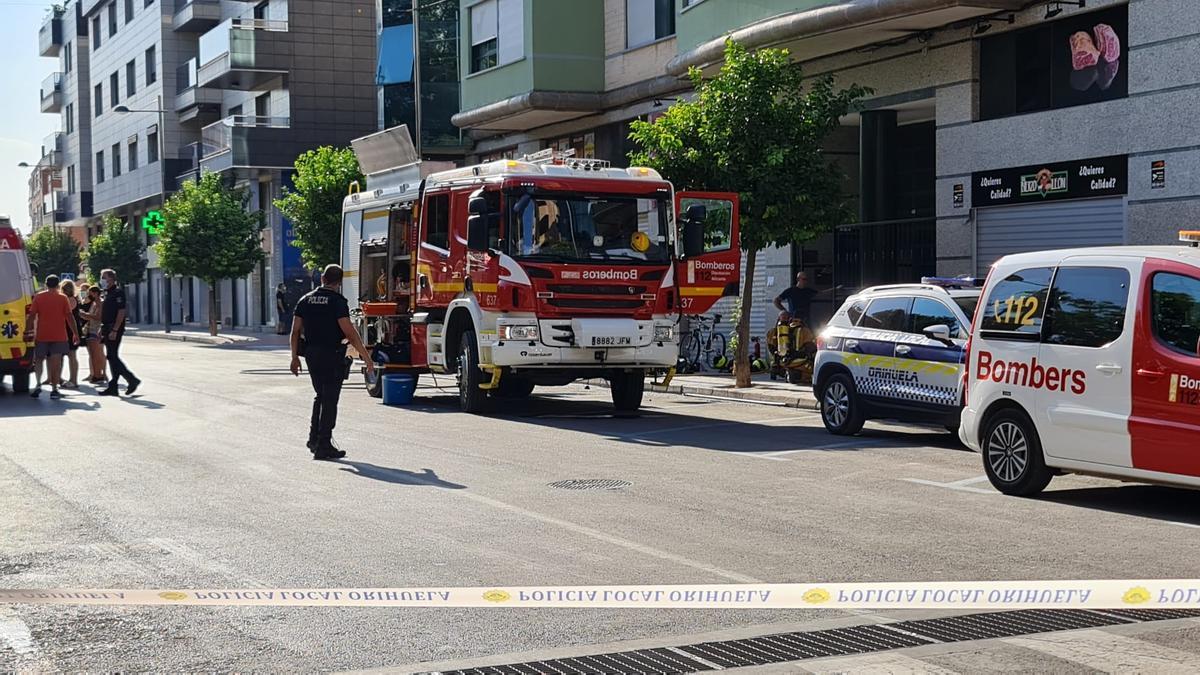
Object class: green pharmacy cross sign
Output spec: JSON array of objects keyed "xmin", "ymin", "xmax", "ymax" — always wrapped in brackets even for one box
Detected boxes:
[{"xmin": 142, "ymin": 210, "xmax": 165, "ymax": 235}]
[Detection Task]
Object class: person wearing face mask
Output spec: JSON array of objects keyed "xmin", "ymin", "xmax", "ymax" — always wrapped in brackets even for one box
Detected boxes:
[
  {"xmin": 98, "ymin": 268, "xmax": 141, "ymax": 397},
  {"xmin": 289, "ymin": 264, "xmax": 373, "ymax": 460}
]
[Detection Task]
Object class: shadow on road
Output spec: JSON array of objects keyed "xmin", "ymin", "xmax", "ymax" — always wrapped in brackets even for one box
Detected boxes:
[
  {"xmin": 335, "ymin": 461, "xmax": 466, "ymax": 489},
  {"xmin": 122, "ymin": 395, "xmax": 166, "ymax": 410},
  {"xmin": 0, "ymin": 391, "xmax": 102, "ymax": 417},
  {"xmin": 1037, "ymin": 484, "xmax": 1200, "ymax": 527}
]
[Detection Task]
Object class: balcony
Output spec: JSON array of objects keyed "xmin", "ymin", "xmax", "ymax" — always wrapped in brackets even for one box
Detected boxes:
[
  {"xmin": 197, "ymin": 18, "xmax": 291, "ymax": 91},
  {"xmin": 174, "ymin": 59, "xmax": 222, "ymax": 124},
  {"xmin": 39, "ymin": 10, "xmax": 64, "ymax": 57},
  {"xmin": 173, "ymin": 0, "xmax": 221, "ymax": 33},
  {"xmin": 40, "ymin": 72, "xmax": 64, "ymax": 113},
  {"xmin": 40, "ymin": 132, "xmax": 64, "ymax": 167},
  {"xmin": 43, "ymin": 191, "xmax": 67, "ymax": 224},
  {"xmin": 198, "ymin": 115, "xmax": 292, "ymax": 173}
]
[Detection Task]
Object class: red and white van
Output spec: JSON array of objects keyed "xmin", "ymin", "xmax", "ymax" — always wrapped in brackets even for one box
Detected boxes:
[{"xmin": 960, "ymin": 233, "xmax": 1200, "ymax": 495}]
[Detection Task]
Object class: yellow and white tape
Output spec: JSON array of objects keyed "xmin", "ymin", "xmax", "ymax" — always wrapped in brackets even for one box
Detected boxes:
[{"xmin": 0, "ymin": 581, "xmax": 1197, "ymax": 609}]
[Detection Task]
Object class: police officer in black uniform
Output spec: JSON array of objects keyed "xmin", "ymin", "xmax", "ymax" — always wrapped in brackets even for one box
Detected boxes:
[
  {"xmin": 290, "ymin": 264, "xmax": 374, "ymax": 460},
  {"xmin": 98, "ymin": 268, "xmax": 141, "ymax": 397}
]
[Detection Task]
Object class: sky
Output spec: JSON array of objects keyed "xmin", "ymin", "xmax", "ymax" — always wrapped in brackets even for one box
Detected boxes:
[{"xmin": 0, "ymin": 1, "xmax": 62, "ymax": 234}]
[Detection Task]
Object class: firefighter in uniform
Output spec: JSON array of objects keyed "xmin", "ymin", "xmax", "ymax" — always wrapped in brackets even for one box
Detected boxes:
[{"xmin": 290, "ymin": 265, "xmax": 374, "ymax": 460}]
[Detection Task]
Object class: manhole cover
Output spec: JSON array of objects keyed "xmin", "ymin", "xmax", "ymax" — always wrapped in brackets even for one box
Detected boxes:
[{"xmin": 548, "ymin": 479, "xmax": 632, "ymax": 491}]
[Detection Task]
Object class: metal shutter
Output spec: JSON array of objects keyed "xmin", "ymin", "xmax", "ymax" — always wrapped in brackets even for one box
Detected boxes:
[
  {"xmin": 342, "ymin": 210, "xmax": 363, "ymax": 310},
  {"xmin": 975, "ymin": 197, "xmax": 1125, "ymax": 276}
]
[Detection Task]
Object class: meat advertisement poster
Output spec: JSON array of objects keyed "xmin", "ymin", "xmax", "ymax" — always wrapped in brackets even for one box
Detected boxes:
[{"xmin": 980, "ymin": 5, "xmax": 1128, "ymax": 119}]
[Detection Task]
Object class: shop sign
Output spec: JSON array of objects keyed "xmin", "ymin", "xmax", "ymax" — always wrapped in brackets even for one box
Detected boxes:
[
  {"xmin": 953, "ymin": 183, "xmax": 964, "ymax": 208},
  {"xmin": 1151, "ymin": 160, "xmax": 1166, "ymax": 190},
  {"xmin": 971, "ymin": 155, "xmax": 1127, "ymax": 207}
]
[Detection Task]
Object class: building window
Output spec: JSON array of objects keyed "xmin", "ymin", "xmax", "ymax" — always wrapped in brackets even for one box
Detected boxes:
[
  {"xmin": 96, "ymin": 150, "xmax": 104, "ymax": 183},
  {"xmin": 147, "ymin": 130, "xmax": 158, "ymax": 163},
  {"xmin": 112, "ymin": 143, "xmax": 121, "ymax": 178},
  {"xmin": 67, "ymin": 165, "xmax": 76, "ymax": 195},
  {"xmin": 255, "ymin": 93, "xmax": 271, "ymax": 118},
  {"xmin": 126, "ymin": 60, "xmax": 136, "ymax": 97},
  {"xmin": 128, "ymin": 138, "xmax": 139, "ymax": 171},
  {"xmin": 91, "ymin": 16, "xmax": 101, "ymax": 49},
  {"xmin": 63, "ymin": 42, "xmax": 72, "ymax": 72},
  {"xmin": 145, "ymin": 0, "xmax": 153, "ymax": 6},
  {"xmin": 94, "ymin": 83, "xmax": 103, "ymax": 116},
  {"xmin": 469, "ymin": 0, "xmax": 522, "ymax": 73},
  {"xmin": 110, "ymin": 72, "xmax": 119, "ymax": 106},
  {"xmin": 626, "ymin": 0, "xmax": 674, "ymax": 48},
  {"xmin": 65, "ymin": 104, "xmax": 74, "ymax": 134},
  {"xmin": 145, "ymin": 45, "xmax": 157, "ymax": 84},
  {"xmin": 253, "ymin": 0, "xmax": 268, "ymax": 20},
  {"xmin": 124, "ymin": 0, "xmax": 133, "ymax": 23},
  {"xmin": 107, "ymin": 2, "xmax": 117, "ymax": 37},
  {"xmin": 980, "ymin": 4, "xmax": 1127, "ymax": 120}
]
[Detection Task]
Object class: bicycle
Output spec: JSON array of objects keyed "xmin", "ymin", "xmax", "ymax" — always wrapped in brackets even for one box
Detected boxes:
[{"xmin": 680, "ymin": 313, "xmax": 728, "ymax": 372}]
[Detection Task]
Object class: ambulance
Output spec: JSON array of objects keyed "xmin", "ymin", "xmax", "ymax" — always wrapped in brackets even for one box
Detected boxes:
[
  {"xmin": 0, "ymin": 217, "xmax": 36, "ymax": 393},
  {"xmin": 960, "ymin": 232, "xmax": 1200, "ymax": 496}
]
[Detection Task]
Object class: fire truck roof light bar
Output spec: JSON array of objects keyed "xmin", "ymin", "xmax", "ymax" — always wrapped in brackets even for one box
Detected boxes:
[{"xmin": 920, "ymin": 276, "xmax": 985, "ymax": 288}]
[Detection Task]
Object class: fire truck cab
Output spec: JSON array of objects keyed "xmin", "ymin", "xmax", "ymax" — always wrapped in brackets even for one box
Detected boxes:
[{"xmin": 340, "ymin": 127, "xmax": 740, "ymax": 413}]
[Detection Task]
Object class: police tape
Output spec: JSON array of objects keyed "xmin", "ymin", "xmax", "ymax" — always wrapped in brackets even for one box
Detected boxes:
[{"xmin": 2, "ymin": 581, "xmax": 1200, "ymax": 609}]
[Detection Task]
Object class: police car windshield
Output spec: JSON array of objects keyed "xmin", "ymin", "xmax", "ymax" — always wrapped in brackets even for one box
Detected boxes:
[
  {"xmin": 506, "ymin": 190, "xmax": 671, "ymax": 265},
  {"xmin": 953, "ymin": 295, "xmax": 980, "ymax": 322}
]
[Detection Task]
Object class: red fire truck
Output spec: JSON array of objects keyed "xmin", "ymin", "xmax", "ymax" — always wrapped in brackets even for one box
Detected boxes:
[{"xmin": 340, "ymin": 127, "xmax": 740, "ymax": 413}]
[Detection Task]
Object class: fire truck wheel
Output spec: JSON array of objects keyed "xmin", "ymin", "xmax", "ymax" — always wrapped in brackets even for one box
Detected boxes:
[
  {"xmin": 457, "ymin": 331, "xmax": 488, "ymax": 413},
  {"xmin": 364, "ymin": 365, "xmax": 383, "ymax": 398},
  {"xmin": 610, "ymin": 371, "xmax": 645, "ymax": 412},
  {"xmin": 11, "ymin": 373, "xmax": 30, "ymax": 394},
  {"xmin": 497, "ymin": 376, "xmax": 535, "ymax": 398}
]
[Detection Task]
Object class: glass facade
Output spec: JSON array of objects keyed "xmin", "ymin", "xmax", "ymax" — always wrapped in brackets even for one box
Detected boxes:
[{"xmin": 378, "ymin": 0, "xmax": 463, "ymax": 156}]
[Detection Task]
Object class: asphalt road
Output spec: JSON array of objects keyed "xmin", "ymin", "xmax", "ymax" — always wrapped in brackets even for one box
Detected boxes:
[{"xmin": 2, "ymin": 337, "xmax": 1200, "ymax": 672}]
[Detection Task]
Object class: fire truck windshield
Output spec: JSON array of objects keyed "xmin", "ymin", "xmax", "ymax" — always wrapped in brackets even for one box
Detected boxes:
[{"xmin": 506, "ymin": 190, "xmax": 671, "ymax": 265}]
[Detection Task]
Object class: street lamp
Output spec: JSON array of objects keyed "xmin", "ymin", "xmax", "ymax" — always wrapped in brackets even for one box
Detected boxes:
[{"xmin": 114, "ymin": 95, "xmax": 172, "ymax": 334}]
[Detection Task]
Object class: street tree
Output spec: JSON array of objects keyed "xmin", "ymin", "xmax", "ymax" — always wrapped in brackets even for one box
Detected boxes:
[
  {"xmin": 25, "ymin": 226, "xmax": 81, "ymax": 280},
  {"xmin": 629, "ymin": 40, "xmax": 868, "ymax": 387},
  {"xmin": 85, "ymin": 213, "xmax": 147, "ymax": 285},
  {"xmin": 275, "ymin": 146, "xmax": 363, "ymax": 269},
  {"xmin": 159, "ymin": 171, "xmax": 265, "ymax": 336}
]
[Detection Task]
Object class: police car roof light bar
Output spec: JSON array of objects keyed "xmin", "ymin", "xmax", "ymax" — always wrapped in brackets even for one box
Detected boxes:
[{"xmin": 920, "ymin": 276, "xmax": 985, "ymax": 288}]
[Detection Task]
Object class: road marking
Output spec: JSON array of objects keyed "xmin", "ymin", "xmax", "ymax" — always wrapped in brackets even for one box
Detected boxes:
[
  {"xmin": 759, "ymin": 439, "xmax": 884, "ymax": 457},
  {"xmin": 901, "ymin": 478, "xmax": 996, "ymax": 495},
  {"xmin": 0, "ymin": 607, "xmax": 38, "ymax": 656},
  {"xmin": 1004, "ymin": 629, "xmax": 1200, "ymax": 671},
  {"xmin": 390, "ymin": 473, "xmax": 763, "ymax": 584}
]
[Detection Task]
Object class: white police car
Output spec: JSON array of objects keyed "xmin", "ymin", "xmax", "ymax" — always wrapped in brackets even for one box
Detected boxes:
[{"xmin": 814, "ymin": 278, "xmax": 982, "ymax": 435}]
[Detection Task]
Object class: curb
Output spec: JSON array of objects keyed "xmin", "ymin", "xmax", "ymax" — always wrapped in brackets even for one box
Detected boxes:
[{"xmin": 647, "ymin": 382, "xmax": 820, "ymax": 410}]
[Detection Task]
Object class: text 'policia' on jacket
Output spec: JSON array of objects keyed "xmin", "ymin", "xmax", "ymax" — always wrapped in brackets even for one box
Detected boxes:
[{"xmin": 338, "ymin": 125, "xmax": 741, "ymax": 414}]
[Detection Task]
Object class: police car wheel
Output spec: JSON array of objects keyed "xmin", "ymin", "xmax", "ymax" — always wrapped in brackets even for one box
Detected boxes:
[
  {"xmin": 456, "ymin": 331, "xmax": 488, "ymax": 413},
  {"xmin": 820, "ymin": 373, "xmax": 864, "ymax": 436},
  {"xmin": 982, "ymin": 409, "xmax": 1053, "ymax": 496}
]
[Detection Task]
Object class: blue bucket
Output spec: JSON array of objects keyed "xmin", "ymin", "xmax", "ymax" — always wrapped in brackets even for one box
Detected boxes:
[{"xmin": 382, "ymin": 373, "xmax": 417, "ymax": 406}]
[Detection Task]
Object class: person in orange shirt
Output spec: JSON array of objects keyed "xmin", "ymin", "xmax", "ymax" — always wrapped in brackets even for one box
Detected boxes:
[{"xmin": 27, "ymin": 275, "xmax": 79, "ymax": 400}]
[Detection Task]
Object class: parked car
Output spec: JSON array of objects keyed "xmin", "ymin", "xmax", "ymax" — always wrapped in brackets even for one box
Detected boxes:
[
  {"xmin": 961, "ymin": 233, "xmax": 1200, "ymax": 496},
  {"xmin": 814, "ymin": 277, "xmax": 982, "ymax": 436}
]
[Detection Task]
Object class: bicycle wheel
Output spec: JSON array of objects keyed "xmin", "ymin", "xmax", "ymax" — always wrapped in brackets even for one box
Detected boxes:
[
  {"xmin": 709, "ymin": 332, "xmax": 728, "ymax": 369},
  {"xmin": 684, "ymin": 331, "xmax": 703, "ymax": 370}
]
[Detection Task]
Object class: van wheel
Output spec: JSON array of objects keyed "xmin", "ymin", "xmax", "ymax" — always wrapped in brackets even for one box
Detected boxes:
[
  {"xmin": 982, "ymin": 409, "xmax": 1052, "ymax": 496},
  {"xmin": 820, "ymin": 373, "xmax": 864, "ymax": 436},
  {"xmin": 497, "ymin": 376, "xmax": 535, "ymax": 398},
  {"xmin": 610, "ymin": 371, "xmax": 645, "ymax": 412},
  {"xmin": 456, "ymin": 331, "xmax": 488, "ymax": 413},
  {"xmin": 364, "ymin": 364, "xmax": 382, "ymax": 398},
  {"xmin": 11, "ymin": 373, "xmax": 30, "ymax": 394}
]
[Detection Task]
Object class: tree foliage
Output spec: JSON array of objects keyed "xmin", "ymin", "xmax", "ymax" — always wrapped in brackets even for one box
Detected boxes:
[
  {"xmin": 85, "ymin": 213, "xmax": 147, "ymax": 284},
  {"xmin": 159, "ymin": 171, "xmax": 265, "ymax": 334},
  {"xmin": 629, "ymin": 40, "xmax": 868, "ymax": 386},
  {"xmin": 274, "ymin": 146, "xmax": 363, "ymax": 269},
  {"xmin": 25, "ymin": 226, "xmax": 81, "ymax": 280}
]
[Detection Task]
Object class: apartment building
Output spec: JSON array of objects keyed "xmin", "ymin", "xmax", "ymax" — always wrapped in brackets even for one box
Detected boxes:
[
  {"xmin": 38, "ymin": 0, "xmax": 377, "ymax": 329},
  {"xmin": 453, "ymin": 0, "xmax": 1200, "ymax": 338}
]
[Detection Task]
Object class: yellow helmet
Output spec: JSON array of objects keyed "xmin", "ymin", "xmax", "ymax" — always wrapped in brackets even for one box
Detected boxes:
[{"xmin": 630, "ymin": 231, "xmax": 651, "ymax": 252}]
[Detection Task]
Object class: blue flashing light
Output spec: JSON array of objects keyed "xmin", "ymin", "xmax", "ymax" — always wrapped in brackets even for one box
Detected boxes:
[{"xmin": 921, "ymin": 276, "xmax": 984, "ymax": 289}]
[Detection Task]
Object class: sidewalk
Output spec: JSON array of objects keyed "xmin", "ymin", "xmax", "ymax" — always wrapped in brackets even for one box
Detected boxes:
[
  {"xmin": 647, "ymin": 372, "xmax": 819, "ymax": 410},
  {"xmin": 125, "ymin": 325, "xmax": 291, "ymax": 347}
]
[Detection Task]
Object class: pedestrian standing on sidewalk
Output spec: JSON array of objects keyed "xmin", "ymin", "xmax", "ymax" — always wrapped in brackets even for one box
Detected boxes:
[
  {"xmin": 98, "ymin": 268, "xmax": 141, "ymax": 397},
  {"xmin": 26, "ymin": 275, "xmax": 79, "ymax": 400},
  {"xmin": 60, "ymin": 279, "xmax": 81, "ymax": 389},
  {"xmin": 289, "ymin": 264, "xmax": 373, "ymax": 460},
  {"xmin": 275, "ymin": 283, "xmax": 291, "ymax": 335}
]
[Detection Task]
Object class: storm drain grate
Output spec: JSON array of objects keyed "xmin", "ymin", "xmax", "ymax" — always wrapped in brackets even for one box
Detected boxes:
[
  {"xmin": 548, "ymin": 479, "xmax": 632, "ymax": 491},
  {"xmin": 424, "ymin": 608, "xmax": 1196, "ymax": 675}
]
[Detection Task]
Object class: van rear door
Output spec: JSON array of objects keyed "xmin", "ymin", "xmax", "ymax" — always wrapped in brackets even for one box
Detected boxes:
[
  {"xmin": 675, "ymin": 192, "xmax": 740, "ymax": 316},
  {"xmin": 1130, "ymin": 259, "xmax": 1200, "ymax": 477},
  {"xmin": 1036, "ymin": 257, "xmax": 1140, "ymax": 468}
]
